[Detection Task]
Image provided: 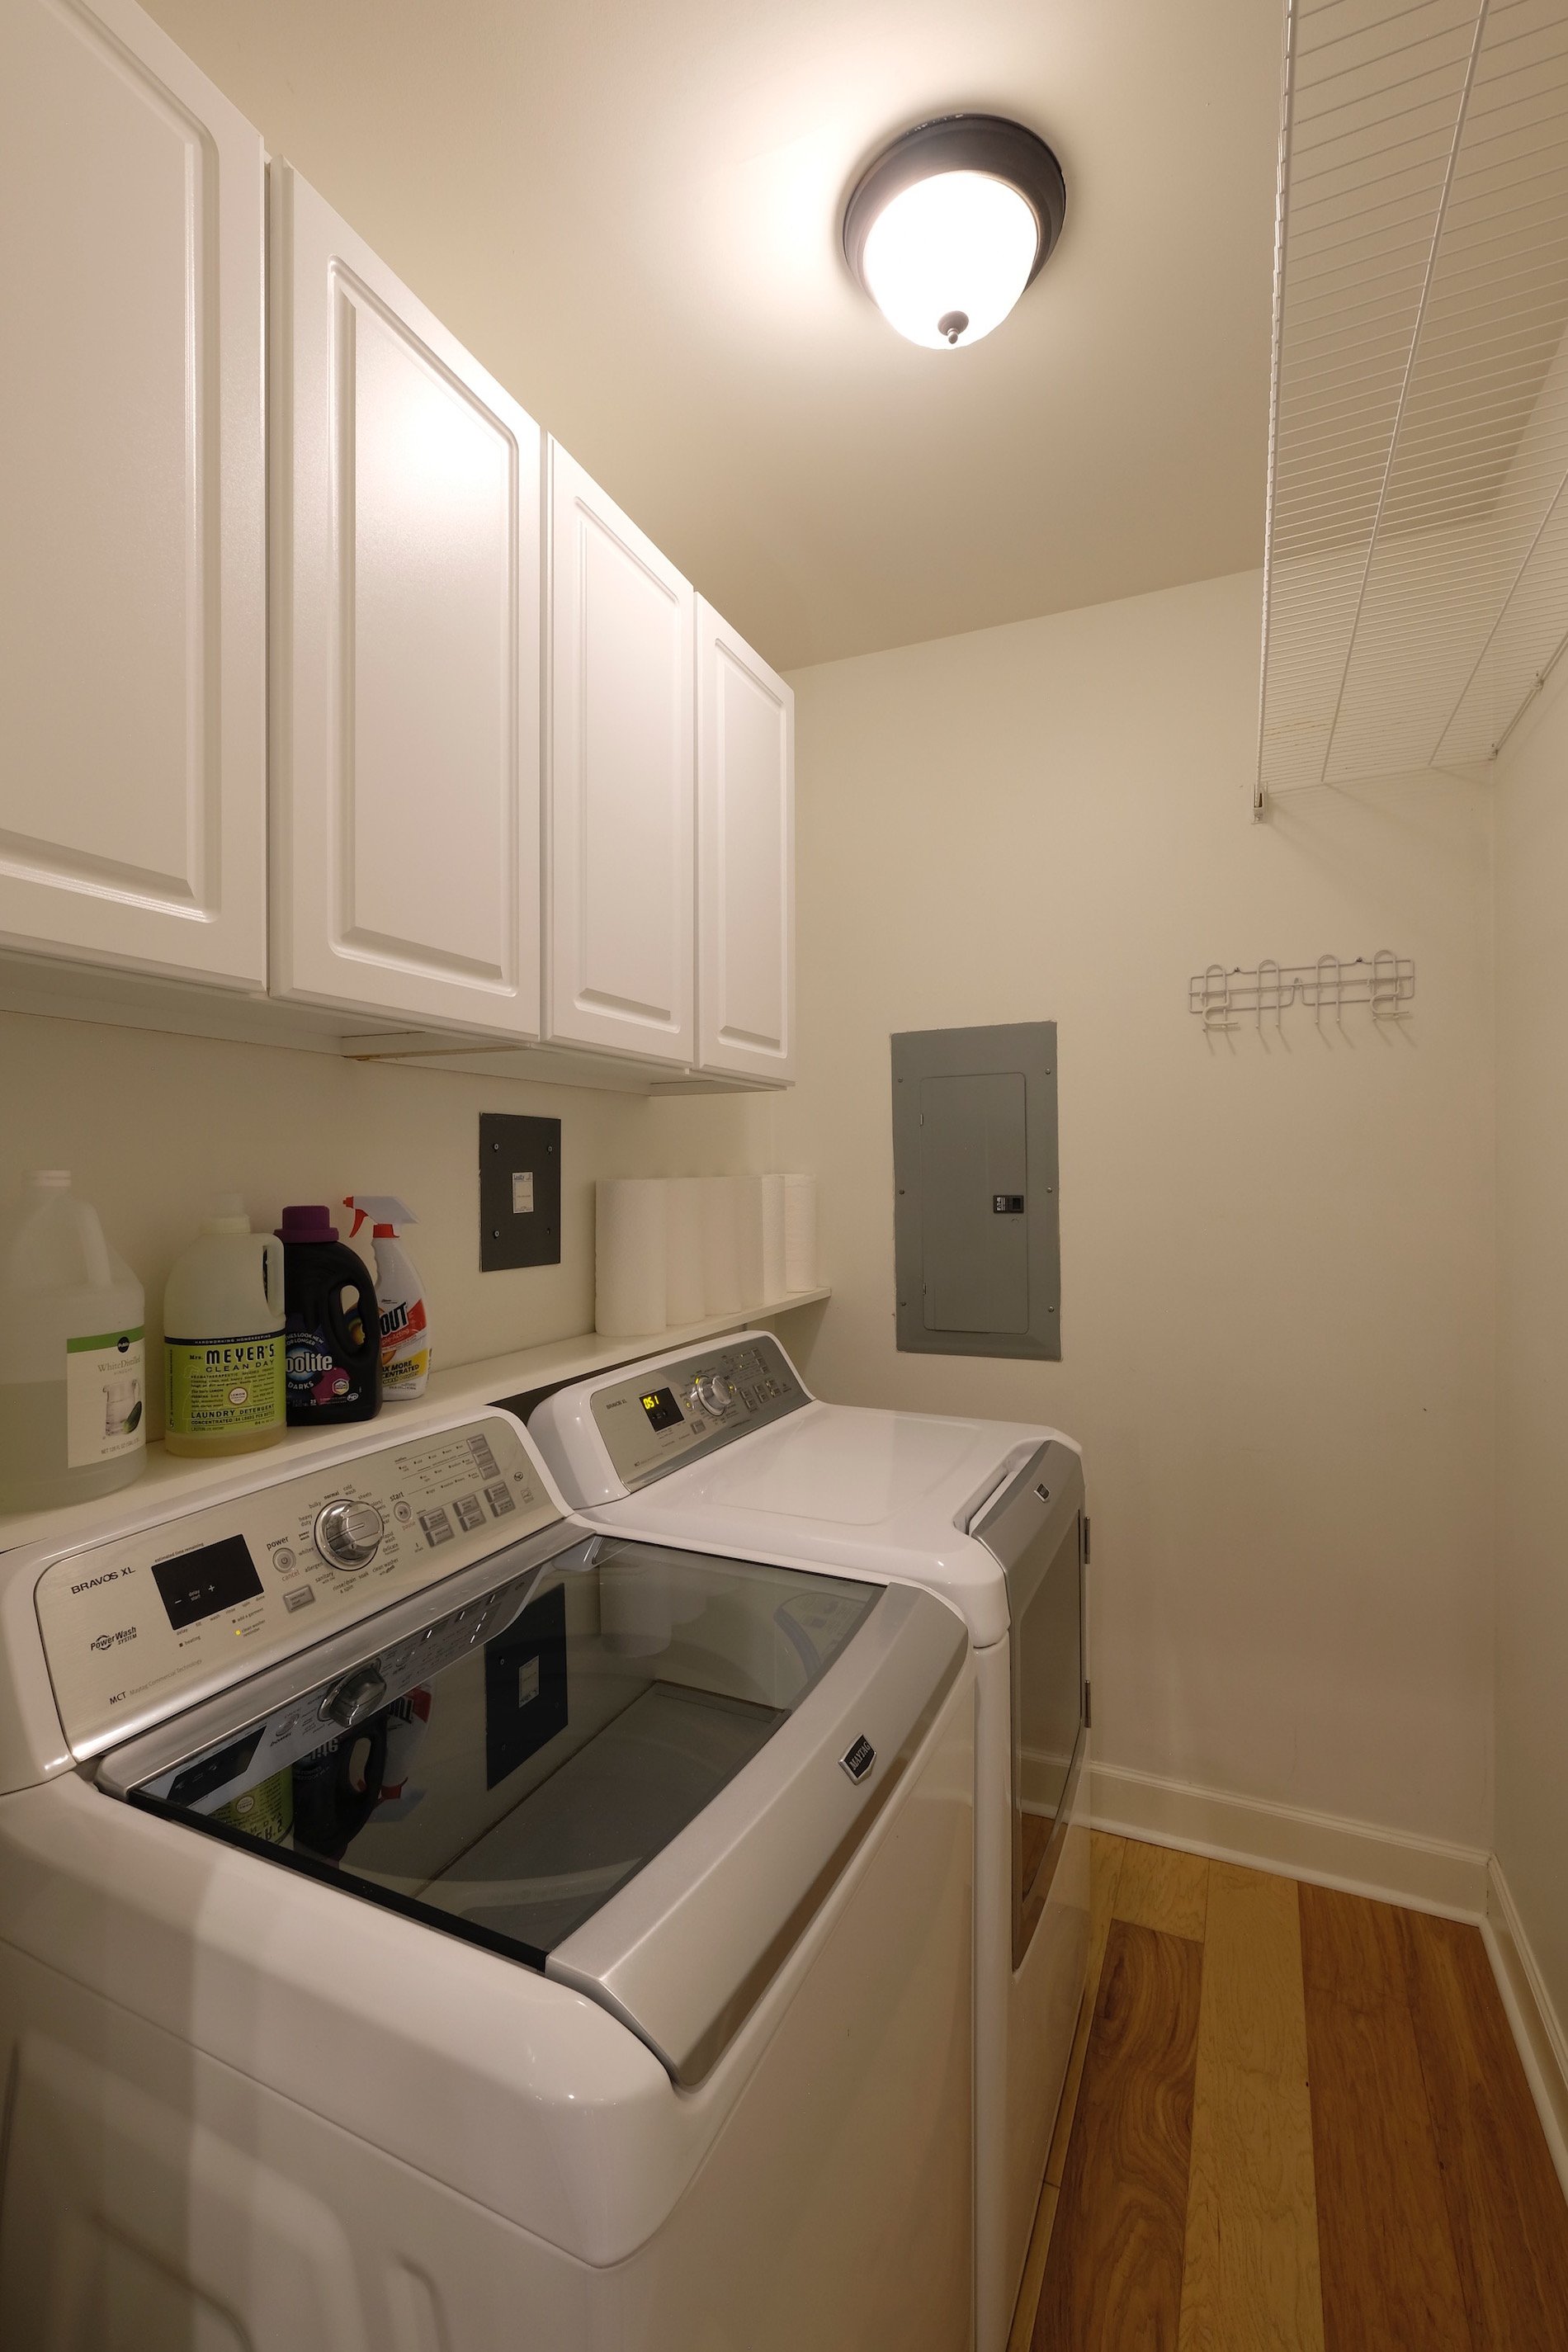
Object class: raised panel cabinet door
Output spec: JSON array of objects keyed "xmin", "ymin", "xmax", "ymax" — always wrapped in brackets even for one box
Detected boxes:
[
  {"xmin": 269, "ymin": 163, "xmax": 541, "ymax": 1036},
  {"xmin": 546, "ymin": 442, "xmax": 695, "ymax": 1065},
  {"xmin": 696, "ymin": 600, "xmax": 794, "ymax": 1082},
  {"xmin": 0, "ymin": 0, "xmax": 266, "ymax": 986}
]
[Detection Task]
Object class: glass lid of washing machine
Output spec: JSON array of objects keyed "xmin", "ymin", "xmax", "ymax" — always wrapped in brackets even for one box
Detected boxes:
[{"xmin": 120, "ymin": 1536, "xmax": 882, "ymax": 1962}]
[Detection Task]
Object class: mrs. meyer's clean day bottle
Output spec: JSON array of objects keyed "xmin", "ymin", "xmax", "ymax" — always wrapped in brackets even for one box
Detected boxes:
[
  {"xmin": 163, "ymin": 1197, "xmax": 286, "ymax": 1457},
  {"xmin": 0, "ymin": 1170, "xmax": 146, "ymax": 1511}
]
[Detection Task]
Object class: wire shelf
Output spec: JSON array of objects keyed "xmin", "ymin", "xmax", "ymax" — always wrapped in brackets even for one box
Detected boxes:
[{"xmin": 1258, "ymin": 0, "xmax": 1568, "ymax": 814}]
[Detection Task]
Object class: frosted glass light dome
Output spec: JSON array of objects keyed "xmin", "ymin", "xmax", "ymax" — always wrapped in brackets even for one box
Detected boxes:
[
  {"xmin": 843, "ymin": 115, "xmax": 1066, "ymax": 354},
  {"xmin": 862, "ymin": 170, "xmax": 1041, "ymax": 349}
]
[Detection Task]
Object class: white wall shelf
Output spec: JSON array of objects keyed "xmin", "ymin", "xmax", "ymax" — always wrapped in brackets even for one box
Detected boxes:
[{"xmin": 0, "ymin": 1291, "xmax": 830, "ymax": 1559}]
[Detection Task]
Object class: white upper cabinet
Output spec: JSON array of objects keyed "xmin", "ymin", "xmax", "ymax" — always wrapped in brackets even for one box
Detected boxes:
[
  {"xmin": 0, "ymin": 0, "xmax": 266, "ymax": 987},
  {"xmin": 269, "ymin": 163, "xmax": 542, "ymax": 1036},
  {"xmin": 546, "ymin": 442, "xmax": 695, "ymax": 1065},
  {"xmin": 696, "ymin": 602, "xmax": 795, "ymax": 1084}
]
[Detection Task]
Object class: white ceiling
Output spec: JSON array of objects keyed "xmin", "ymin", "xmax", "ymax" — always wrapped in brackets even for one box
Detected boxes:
[{"xmin": 146, "ymin": 0, "xmax": 1286, "ymax": 671}]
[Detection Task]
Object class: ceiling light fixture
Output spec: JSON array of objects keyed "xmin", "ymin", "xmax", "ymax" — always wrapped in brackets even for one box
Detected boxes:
[{"xmin": 843, "ymin": 113, "xmax": 1066, "ymax": 352}]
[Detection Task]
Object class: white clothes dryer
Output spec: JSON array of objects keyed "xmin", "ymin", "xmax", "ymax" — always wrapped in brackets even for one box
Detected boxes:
[
  {"xmin": 528, "ymin": 1332, "xmax": 1091, "ymax": 2352},
  {"xmin": 0, "ymin": 1404, "xmax": 975, "ymax": 2352}
]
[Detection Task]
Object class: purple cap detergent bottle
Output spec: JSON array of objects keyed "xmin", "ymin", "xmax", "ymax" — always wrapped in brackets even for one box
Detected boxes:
[{"xmin": 275, "ymin": 1205, "xmax": 381, "ymax": 1425}]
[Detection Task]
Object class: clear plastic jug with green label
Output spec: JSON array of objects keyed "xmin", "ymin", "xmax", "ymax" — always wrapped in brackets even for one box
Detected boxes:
[
  {"xmin": 163, "ymin": 1196, "xmax": 286, "ymax": 1458},
  {"xmin": 0, "ymin": 1170, "xmax": 146, "ymax": 1513}
]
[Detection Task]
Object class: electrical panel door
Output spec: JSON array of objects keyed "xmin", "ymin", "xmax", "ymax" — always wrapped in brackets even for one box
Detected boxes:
[
  {"xmin": 919, "ymin": 1074, "xmax": 1030, "ymax": 1334},
  {"xmin": 891, "ymin": 1023, "xmax": 1060, "ymax": 1359}
]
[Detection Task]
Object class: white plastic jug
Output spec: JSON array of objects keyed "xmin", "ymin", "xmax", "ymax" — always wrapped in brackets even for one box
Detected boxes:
[{"xmin": 0, "ymin": 1171, "xmax": 146, "ymax": 1512}]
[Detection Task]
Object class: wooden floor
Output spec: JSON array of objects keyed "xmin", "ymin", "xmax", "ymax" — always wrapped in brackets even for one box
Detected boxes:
[{"xmin": 1008, "ymin": 1836, "xmax": 1568, "ymax": 2352}]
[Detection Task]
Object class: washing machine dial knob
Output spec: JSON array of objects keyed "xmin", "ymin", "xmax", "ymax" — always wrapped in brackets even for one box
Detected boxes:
[
  {"xmin": 689, "ymin": 1372, "xmax": 733, "ymax": 1419},
  {"xmin": 321, "ymin": 1665, "xmax": 388, "ymax": 1729},
  {"xmin": 314, "ymin": 1499, "xmax": 385, "ymax": 1567}
]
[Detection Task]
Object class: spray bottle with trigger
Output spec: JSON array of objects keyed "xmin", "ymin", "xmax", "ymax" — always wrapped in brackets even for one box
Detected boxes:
[{"xmin": 343, "ymin": 1198, "xmax": 431, "ymax": 1400}]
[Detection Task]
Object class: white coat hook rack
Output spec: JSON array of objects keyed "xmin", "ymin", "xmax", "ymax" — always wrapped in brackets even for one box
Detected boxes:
[
  {"xmin": 1315, "ymin": 956, "xmax": 1341, "ymax": 1033},
  {"xmin": 1188, "ymin": 953, "xmax": 1415, "ymax": 1028},
  {"xmin": 1199, "ymin": 965, "xmax": 1238, "ymax": 1033}
]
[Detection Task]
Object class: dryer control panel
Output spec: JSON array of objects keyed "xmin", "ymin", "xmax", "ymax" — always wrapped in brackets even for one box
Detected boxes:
[
  {"xmin": 35, "ymin": 1415, "xmax": 560, "ymax": 1758},
  {"xmin": 591, "ymin": 1335, "xmax": 807, "ymax": 1490}
]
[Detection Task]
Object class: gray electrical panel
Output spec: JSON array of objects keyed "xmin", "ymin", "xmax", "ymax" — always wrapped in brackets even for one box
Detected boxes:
[{"xmin": 891, "ymin": 1023, "xmax": 1060, "ymax": 1360}]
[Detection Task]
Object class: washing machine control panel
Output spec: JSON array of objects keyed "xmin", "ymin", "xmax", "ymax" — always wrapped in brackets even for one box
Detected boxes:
[
  {"xmin": 35, "ymin": 1415, "xmax": 560, "ymax": 1758},
  {"xmin": 592, "ymin": 1335, "xmax": 808, "ymax": 1490}
]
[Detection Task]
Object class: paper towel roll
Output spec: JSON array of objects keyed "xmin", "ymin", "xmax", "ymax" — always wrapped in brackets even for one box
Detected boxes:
[
  {"xmin": 699, "ymin": 1175, "xmax": 742, "ymax": 1314},
  {"xmin": 733, "ymin": 1175, "xmax": 768, "ymax": 1310},
  {"xmin": 782, "ymin": 1174, "xmax": 819, "ymax": 1291},
  {"xmin": 595, "ymin": 1178, "xmax": 668, "ymax": 1336},
  {"xmin": 665, "ymin": 1176, "xmax": 706, "ymax": 1326},
  {"xmin": 762, "ymin": 1174, "xmax": 787, "ymax": 1301}
]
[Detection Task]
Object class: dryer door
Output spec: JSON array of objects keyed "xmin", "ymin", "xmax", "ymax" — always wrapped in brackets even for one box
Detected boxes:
[
  {"xmin": 970, "ymin": 1441, "xmax": 1087, "ymax": 1965},
  {"xmin": 103, "ymin": 1536, "xmax": 965, "ymax": 2085}
]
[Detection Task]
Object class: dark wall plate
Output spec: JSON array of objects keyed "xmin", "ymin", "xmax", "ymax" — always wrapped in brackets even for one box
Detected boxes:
[{"xmin": 479, "ymin": 1112, "xmax": 562, "ymax": 1271}]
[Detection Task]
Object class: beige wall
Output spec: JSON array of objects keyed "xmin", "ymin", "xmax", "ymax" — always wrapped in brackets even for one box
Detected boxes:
[
  {"xmin": 778, "ymin": 570, "xmax": 1496, "ymax": 1851},
  {"xmin": 0, "ymin": 1010, "xmax": 774, "ymax": 1438},
  {"xmin": 1494, "ymin": 659, "xmax": 1568, "ymax": 2030}
]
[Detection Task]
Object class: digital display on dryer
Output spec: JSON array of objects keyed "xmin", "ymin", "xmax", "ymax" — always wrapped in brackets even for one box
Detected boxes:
[
  {"xmin": 152, "ymin": 1533, "xmax": 264, "ymax": 1631},
  {"xmin": 640, "ymin": 1386, "xmax": 684, "ymax": 1433}
]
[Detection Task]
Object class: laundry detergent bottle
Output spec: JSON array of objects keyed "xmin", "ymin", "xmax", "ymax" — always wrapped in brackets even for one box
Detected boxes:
[
  {"xmin": 0, "ymin": 1170, "xmax": 146, "ymax": 1512},
  {"xmin": 276, "ymin": 1205, "xmax": 381, "ymax": 1427},
  {"xmin": 163, "ymin": 1196, "xmax": 286, "ymax": 1457},
  {"xmin": 344, "ymin": 1197, "xmax": 431, "ymax": 1400}
]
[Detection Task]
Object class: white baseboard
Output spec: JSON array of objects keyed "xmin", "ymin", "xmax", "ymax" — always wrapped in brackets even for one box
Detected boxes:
[
  {"xmin": 1090, "ymin": 1759, "xmax": 1489, "ymax": 1920},
  {"xmin": 1483, "ymin": 1858, "xmax": 1568, "ymax": 2200}
]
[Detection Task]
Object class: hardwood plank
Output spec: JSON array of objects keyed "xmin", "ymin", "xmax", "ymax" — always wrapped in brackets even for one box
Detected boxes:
[
  {"xmin": 1115, "ymin": 1839, "xmax": 1211, "ymax": 1944},
  {"xmin": 1194, "ymin": 1863, "xmax": 1311, "ymax": 2080},
  {"xmin": 1007, "ymin": 2184, "xmax": 1060, "ymax": 2352},
  {"xmin": 1397, "ymin": 1907, "xmax": 1568, "ymax": 2351},
  {"xmin": 1045, "ymin": 2000, "xmax": 1095, "ymax": 2199},
  {"xmin": 1046, "ymin": 1831, "xmax": 1127, "ymax": 2186},
  {"xmin": 1091, "ymin": 1830, "xmax": 1130, "ymax": 1953},
  {"xmin": 1298, "ymin": 1873, "xmax": 1406, "ymax": 2014},
  {"xmin": 1298, "ymin": 1882, "xmax": 1474, "ymax": 2352},
  {"xmin": 1020, "ymin": 1809, "xmax": 1053, "ymax": 1890},
  {"xmin": 1178, "ymin": 1863, "xmax": 1324, "ymax": 2352},
  {"xmin": 1033, "ymin": 1921, "xmax": 1202, "ymax": 2352}
]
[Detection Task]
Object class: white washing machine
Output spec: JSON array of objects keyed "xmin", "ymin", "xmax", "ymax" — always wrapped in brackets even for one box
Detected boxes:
[
  {"xmin": 0, "ymin": 1404, "xmax": 976, "ymax": 2352},
  {"xmin": 529, "ymin": 1334, "xmax": 1091, "ymax": 2352}
]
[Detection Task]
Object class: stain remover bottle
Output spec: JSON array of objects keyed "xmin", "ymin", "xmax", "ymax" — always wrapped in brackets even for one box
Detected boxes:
[{"xmin": 344, "ymin": 1197, "xmax": 431, "ymax": 1401}]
